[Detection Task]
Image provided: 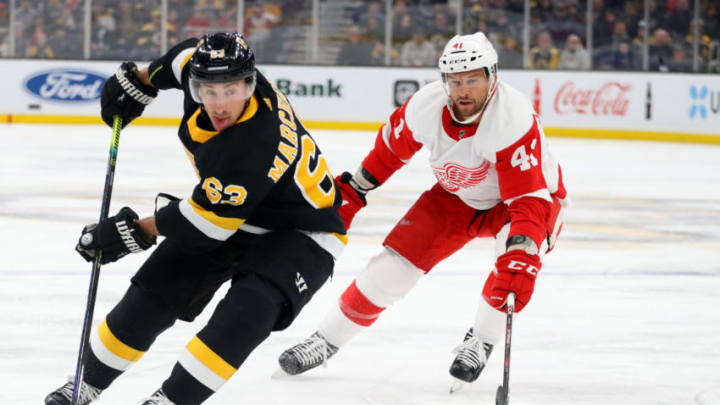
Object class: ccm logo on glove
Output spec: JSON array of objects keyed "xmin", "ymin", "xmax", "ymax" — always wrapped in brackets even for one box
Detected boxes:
[{"xmin": 506, "ymin": 259, "xmax": 539, "ymax": 276}]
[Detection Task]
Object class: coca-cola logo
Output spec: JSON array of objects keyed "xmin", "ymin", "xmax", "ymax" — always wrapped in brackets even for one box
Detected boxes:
[
  {"xmin": 24, "ymin": 69, "xmax": 106, "ymax": 103},
  {"xmin": 553, "ymin": 81, "xmax": 631, "ymax": 116}
]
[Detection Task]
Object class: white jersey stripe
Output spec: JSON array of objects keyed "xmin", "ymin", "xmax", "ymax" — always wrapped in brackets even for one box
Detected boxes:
[
  {"xmin": 178, "ymin": 198, "xmax": 235, "ymax": 241},
  {"xmin": 172, "ymin": 48, "xmax": 196, "ymax": 86},
  {"xmin": 178, "ymin": 349, "xmax": 227, "ymax": 392},
  {"xmin": 90, "ymin": 329, "xmax": 136, "ymax": 371}
]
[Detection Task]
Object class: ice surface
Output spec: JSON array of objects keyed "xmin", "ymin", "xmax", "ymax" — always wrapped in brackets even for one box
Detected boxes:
[{"xmin": 1, "ymin": 124, "xmax": 719, "ymax": 404}]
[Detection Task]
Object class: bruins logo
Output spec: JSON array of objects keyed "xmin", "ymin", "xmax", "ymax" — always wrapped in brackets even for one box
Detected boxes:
[{"xmin": 236, "ymin": 36, "xmax": 248, "ymax": 50}]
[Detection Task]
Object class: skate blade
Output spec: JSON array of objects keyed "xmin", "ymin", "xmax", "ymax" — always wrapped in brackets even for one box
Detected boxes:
[
  {"xmin": 271, "ymin": 367, "xmax": 291, "ymax": 379},
  {"xmin": 449, "ymin": 377, "xmax": 465, "ymax": 394}
]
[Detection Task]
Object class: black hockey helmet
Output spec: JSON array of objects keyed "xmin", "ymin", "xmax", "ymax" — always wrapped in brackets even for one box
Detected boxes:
[{"xmin": 188, "ymin": 32, "xmax": 257, "ymax": 104}]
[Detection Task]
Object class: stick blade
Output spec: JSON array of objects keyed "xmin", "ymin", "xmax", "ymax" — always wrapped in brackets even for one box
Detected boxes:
[
  {"xmin": 495, "ymin": 385, "xmax": 507, "ymax": 405},
  {"xmin": 449, "ymin": 378, "xmax": 465, "ymax": 394}
]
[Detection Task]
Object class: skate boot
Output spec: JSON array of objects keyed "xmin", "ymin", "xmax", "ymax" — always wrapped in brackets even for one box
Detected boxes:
[
  {"xmin": 278, "ymin": 332, "xmax": 339, "ymax": 375},
  {"xmin": 139, "ymin": 388, "xmax": 176, "ymax": 405},
  {"xmin": 449, "ymin": 328, "xmax": 494, "ymax": 383},
  {"xmin": 45, "ymin": 377, "xmax": 102, "ymax": 405}
]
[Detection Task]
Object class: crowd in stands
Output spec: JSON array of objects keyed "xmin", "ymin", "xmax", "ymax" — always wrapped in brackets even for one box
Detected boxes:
[
  {"xmin": 331, "ymin": 0, "xmax": 718, "ymax": 71},
  {"xmin": 0, "ymin": 0, "xmax": 717, "ymax": 72}
]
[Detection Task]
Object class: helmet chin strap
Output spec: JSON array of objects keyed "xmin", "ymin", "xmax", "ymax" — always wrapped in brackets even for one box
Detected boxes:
[{"xmin": 446, "ymin": 73, "xmax": 498, "ymax": 125}]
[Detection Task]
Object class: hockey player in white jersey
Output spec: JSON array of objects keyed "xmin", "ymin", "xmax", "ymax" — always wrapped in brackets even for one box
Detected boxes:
[{"xmin": 278, "ymin": 32, "xmax": 568, "ymax": 388}]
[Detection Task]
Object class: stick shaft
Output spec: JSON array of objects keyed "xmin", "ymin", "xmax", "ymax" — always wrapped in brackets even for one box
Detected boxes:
[
  {"xmin": 71, "ymin": 116, "xmax": 123, "ymax": 405},
  {"xmin": 502, "ymin": 293, "xmax": 515, "ymax": 402}
]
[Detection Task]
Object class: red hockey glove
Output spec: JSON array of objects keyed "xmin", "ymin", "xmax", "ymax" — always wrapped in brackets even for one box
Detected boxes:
[
  {"xmin": 483, "ymin": 250, "xmax": 542, "ymax": 313},
  {"xmin": 336, "ymin": 172, "xmax": 367, "ymax": 230}
]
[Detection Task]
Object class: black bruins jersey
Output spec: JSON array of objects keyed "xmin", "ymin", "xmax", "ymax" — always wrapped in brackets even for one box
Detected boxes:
[{"xmin": 147, "ymin": 38, "xmax": 346, "ymax": 256}]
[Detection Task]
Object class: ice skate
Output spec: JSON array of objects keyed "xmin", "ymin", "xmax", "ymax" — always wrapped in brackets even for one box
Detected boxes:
[
  {"xmin": 45, "ymin": 377, "xmax": 102, "ymax": 405},
  {"xmin": 277, "ymin": 332, "xmax": 339, "ymax": 376},
  {"xmin": 449, "ymin": 328, "xmax": 493, "ymax": 393},
  {"xmin": 138, "ymin": 388, "xmax": 176, "ymax": 405}
]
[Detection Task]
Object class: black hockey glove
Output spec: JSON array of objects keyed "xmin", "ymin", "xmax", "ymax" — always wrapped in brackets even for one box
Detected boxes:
[
  {"xmin": 76, "ymin": 207, "xmax": 156, "ymax": 265},
  {"xmin": 100, "ymin": 62, "xmax": 158, "ymax": 128}
]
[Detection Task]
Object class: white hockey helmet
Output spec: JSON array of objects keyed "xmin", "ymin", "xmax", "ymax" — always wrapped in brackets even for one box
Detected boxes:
[
  {"xmin": 438, "ymin": 32, "xmax": 499, "ymax": 123},
  {"xmin": 438, "ymin": 32, "xmax": 498, "ymax": 77}
]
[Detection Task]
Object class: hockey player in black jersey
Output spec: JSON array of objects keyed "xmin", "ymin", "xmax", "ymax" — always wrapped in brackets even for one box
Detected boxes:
[{"xmin": 45, "ymin": 32, "xmax": 346, "ymax": 405}]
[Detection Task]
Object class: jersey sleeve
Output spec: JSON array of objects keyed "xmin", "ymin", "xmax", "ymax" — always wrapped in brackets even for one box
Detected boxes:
[
  {"xmin": 360, "ymin": 99, "xmax": 423, "ymax": 184},
  {"xmin": 155, "ymin": 132, "xmax": 277, "ymax": 252},
  {"xmin": 146, "ymin": 38, "xmax": 199, "ymax": 90},
  {"xmin": 495, "ymin": 115, "xmax": 553, "ymax": 250}
]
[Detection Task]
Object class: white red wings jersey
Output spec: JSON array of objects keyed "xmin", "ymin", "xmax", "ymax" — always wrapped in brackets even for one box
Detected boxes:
[{"xmin": 361, "ymin": 79, "xmax": 567, "ymax": 248}]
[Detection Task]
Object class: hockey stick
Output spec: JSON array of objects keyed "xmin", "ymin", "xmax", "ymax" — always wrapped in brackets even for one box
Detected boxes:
[
  {"xmin": 71, "ymin": 116, "xmax": 123, "ymax": 405},
  {"xmin": 495, "ymin": 292, "xmax": 515, "ymax": 405}
]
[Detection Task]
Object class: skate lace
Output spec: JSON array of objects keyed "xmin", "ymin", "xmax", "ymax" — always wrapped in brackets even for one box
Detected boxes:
[
  {"xmin": 451, "ymin": 337, "xmax": 487, "ymax": 369},
  {"xmin": 139, "ymin": 389, "xmax": 175, "ymax": 405},
  {"xmin": 59, "ymin": 378, "xmax": 102, "ymax": 404},
  {"xmin": 292, "ymin": 334, "xmax": 332, "ymax": 368}
]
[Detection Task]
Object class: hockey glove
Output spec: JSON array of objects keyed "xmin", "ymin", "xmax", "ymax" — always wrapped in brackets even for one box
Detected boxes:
[
  {"xmin": 336, "ymin": 171, "xmax": 368, "ymax": 230},
  {"xmin": 76, "ymin": 207, "xmax": 156, "ymax": 265},
  {"xmin": 100, "ymin": 62, "xmax": 158, "ymax": 128},
  {"xmin": 483, "ymin": 250, "xmax": 542, "ymax": 313}
]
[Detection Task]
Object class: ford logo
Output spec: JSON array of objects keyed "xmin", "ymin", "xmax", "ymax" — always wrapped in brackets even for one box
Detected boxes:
[{"xmin": 24, "ymin": 69, "xmax": 106, "ymax": 102}]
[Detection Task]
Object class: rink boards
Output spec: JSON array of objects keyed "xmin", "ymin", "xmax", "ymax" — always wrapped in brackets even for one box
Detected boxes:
[{"xmin": 0, "ymin": 59, "xmax": 718, "ymax": 144}]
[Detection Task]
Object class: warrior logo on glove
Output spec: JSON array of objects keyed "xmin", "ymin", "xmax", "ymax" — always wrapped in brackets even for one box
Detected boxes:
[{"xmin": 76, "ymin": 207, "xmax": 156, "ymax": 264}]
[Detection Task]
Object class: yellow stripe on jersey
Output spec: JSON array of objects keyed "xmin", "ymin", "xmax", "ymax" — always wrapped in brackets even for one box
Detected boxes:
[
  {"xmin": 187, "ymin": 96, "xmax": 259, "ymax": 144},
  {"xmin": 97, "ymin": 319, "xmax": 145, "ymax": 362},
  {"xmin": 186, "ymin": 336, "xmax": 237, "ymax": 380},
  {"xmin": 187, "ymin": 108, "xmax": 218, "ymax": 143},
  {"xmin": 262, "ymin": 97, "xmax": 273, "ymax": 111},
  {"xmin": 188, "ymin": 197, "xmax": 245, "ymax": 230},
  {"xmin": 179, "ymin": 50, "xmax": 195, "ymax": 73},
  {"xmin": 237, "ymin": 95, "xmax": 259, "ymax": 123},
  {"xmin": 333, "ymin": 232, "xmax": 348, "ymax": 245},
  {"xmin": 181, "ymin": 144, "xmax": 200, "ymax": 179}
]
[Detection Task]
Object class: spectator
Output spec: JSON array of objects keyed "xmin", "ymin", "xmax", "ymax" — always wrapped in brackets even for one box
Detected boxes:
[
  {"xmin": 110, "ymin": 2, "xmax": 140, "ymax": 57},
  {"xmin": 684, "ymin": 19, "xmax": 712, "ymax": 64},
  {"xmin": 594, "ymin": 9, "xmax": 616, "ymax": 47},
  {"xmin": 336, "ymin": 25, "xmax": 374, "ymax": 65},
  {"xmin": 669, "ymin": 45, "xmax": 692, "ymax": 72},
  {"xmin": 487, "ymin": 8, "xmax": 520, "ymax": 42},
  {"xmin": 244, "ymin": 4, "xmax": 279, "ymax": 50},
  {"xmin": 704, "ymin": 2, "xmax": 720, "ymax": 39},
  {"xmin": 400, "ymin": 30, "xmax": 437, "ymax": 66},
  {"xmin": 535, "ymin": 0, "xmax": 555, "ymax": 23},
  {"xmin": 44, "ymin": 0, "xmax": 65, "ymax": 33},
  {"xmin": 545, "ymin": 0, "xmax": 584, "ymax": 46},
  {"xmin": 185, "ymin": 6, "xmax": 210, "ymax": 38},
  {"xmin": 394, "ymin": 13, "xmax": 414, "ymax": 44},
  {"xmin": 610, "ymin": 20, "xmax": 631, "ymax": 49},
  {"xmin": 529, "ymin": 31, "xmax": 560, "ymax": 69},
  {"xmin": 368, "ymin": 40, "xmax": 387, "ymax": 65},
  {"xmin": 622, "ymin": 0, "xmax": 642, "ymax": 38},
  {"xmin": 49, "ymin": 28, "xmax": 79, "ymax": 58},
  {"xmin": 496, "ymin": 35, "xmax": 524, "ymax": 68},
  {"xmin": 664, "ymin": 0, "xmax": 692, "ymax": 37},
  {"xmin": 135, "ymin": 8, "xmax": 163, "ymax": 57},
  {"xmin": 558, "ymin": 33, "xmax": 590, "ymax": 69},
  {"xmin": 365, "ymin": 14, "xmax": 385, "ymax": 40},
  {"xmin": 428, "ymin": 11, "xmax": 454, "ymax": 40},
  {"xmin": 360, "ymin": 1, "xmax": 385, "ymax": 33},
  {"xmin": 610, "ymin": 41, "xmax": 637, "ymax": 70},
  {"xmin": 648, "ymin": 28, "xmax": 674, "ymax": 71},
  {"xmin": 26, "ymin": 30, "xmax": 54, "ymax": 58}
]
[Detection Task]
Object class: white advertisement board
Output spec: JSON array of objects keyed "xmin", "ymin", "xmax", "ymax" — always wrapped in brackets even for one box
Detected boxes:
[{"xmin": 0, "ymin": 60, "xmax": 718, "ymax": 141}]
